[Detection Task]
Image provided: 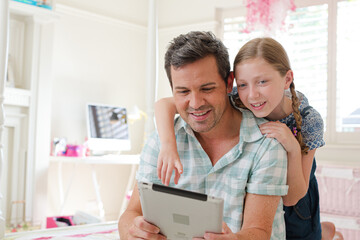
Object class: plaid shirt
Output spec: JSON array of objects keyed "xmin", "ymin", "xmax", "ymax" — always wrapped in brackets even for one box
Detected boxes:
[{"xmin": 136, "ymin": 108, "xmax": 288, "ymax": 239}]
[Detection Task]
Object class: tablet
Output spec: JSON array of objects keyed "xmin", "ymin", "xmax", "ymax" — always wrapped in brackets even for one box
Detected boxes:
[{"xmin": 138, "ymin": 181, "xmax": 224, "ymax": 239}]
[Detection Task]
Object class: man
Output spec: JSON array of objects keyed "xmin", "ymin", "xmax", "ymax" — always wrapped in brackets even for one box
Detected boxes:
[{"xmin": 118, "ymin": 31, "xmax": 288, "ymax": 239}]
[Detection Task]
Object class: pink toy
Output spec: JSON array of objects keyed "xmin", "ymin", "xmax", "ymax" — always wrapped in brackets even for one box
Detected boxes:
[
  {"xmin": 46, "ymin": 216, "xmax": 74, "ymax": 228},
  {"xmin": 65, "ymin": 144, "xmax": 84, "ymax": 157}
]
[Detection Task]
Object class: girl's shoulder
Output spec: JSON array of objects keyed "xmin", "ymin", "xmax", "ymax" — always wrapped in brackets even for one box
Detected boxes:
[
  {"xmin": 285, "ymin": 90, "xmax": 325, "ymax": 149},
  {"xmin": 286, "ymin": 90, "xmax": 319, "ymax": 121},
  {"xmin": 296, "ymin": 91, "xmax": 322, "ymax": 123},
  {"xmin": 296, "ymin": 92, "xmax": 325, "ymax": 149}
]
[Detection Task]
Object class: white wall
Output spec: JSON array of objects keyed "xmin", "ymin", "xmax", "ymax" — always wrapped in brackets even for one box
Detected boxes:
[
  {"xmin": 48, "ymin": 4, "xmax": 148, "ymax": 221},
  {"xmin": 51, "ymin": 5, "xmax": 147, "ymax": 150}
]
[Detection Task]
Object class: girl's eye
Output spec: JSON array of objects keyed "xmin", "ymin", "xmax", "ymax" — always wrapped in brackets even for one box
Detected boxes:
[
  {"xmin": 259, "ymin": 80, "xmax": 267, "ymax": 85},
  {"xmin": 238, "ymin": 83, "xmax": 246, "ymax": 88}
]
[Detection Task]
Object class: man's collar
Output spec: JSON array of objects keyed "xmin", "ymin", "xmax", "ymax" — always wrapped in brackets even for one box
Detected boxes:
[
  {"xmin": 238, "ymin": 109, "xmax": 267, "ymax": 143},
  {"xmin": 174, "ymin": 116, "xmax": 196, "ymax": 137}
]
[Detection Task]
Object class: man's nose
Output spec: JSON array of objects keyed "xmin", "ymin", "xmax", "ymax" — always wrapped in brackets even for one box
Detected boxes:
[{"xmin": 189, "ymin": 92, "xmax": 205, "ymax": 110}]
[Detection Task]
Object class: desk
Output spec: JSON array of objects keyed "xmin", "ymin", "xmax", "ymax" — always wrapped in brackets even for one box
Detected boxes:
[
  {"xmin": 5, "ymin": 221, "xmax": 119, "ymax": 240},
  {"xmin": 49, "ymin": 155, "xmax": 140, "ymax": 219}
]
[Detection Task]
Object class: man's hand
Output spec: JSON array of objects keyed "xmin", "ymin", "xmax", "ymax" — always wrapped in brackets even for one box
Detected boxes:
[
  {"xmin": 193, "ymin": 222, "xmax": 236, "ymax": 240},
  {"xmin": 128, "ymin": 216, "xmax": 167, "ymax": 240}
]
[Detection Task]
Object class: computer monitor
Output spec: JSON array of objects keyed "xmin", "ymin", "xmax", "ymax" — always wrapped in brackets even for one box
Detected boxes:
[{"xmin": 86, "ymin": 103, "xmax": 131, "ymax": 154}]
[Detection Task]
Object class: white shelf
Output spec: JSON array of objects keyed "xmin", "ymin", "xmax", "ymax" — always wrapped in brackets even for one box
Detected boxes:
[
  {"xmin": 4, "ymin": 87, "xmax": 31, "ymax": 107},
  {"xmin": 1, "ymin": 0, "xmax": 59, "ymax": 229},
  {"xmin": 9, "ymin": 1, "xmax": 59, "ymax": 21},
  {"xmin": 49, "ymin": 154, "xmax": 140, "ymax": 165}
]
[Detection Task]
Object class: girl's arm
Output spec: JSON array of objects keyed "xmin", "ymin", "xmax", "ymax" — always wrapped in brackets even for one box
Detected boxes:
[
  {"xmin": 154, "ymin": 97, "xmax": 183, "ymax": 185},
  {"xmin": 283, "ymin": 149, "xmax": 315, "ymax": 206},
  {"xmin": 259, "ymin": 121, "xmax": 311, "ymax": 206}
]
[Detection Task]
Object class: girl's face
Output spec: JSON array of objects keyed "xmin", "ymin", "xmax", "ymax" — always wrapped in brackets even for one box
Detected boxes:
[{"xmin": 234, "ymin": 57, "xmax": 293, "ymax": 120}]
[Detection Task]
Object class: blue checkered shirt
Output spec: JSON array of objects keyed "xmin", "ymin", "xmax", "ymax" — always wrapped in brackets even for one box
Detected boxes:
[{"xmin": 136, "ymin": 108, "xmax": 288, "ymax": 239}]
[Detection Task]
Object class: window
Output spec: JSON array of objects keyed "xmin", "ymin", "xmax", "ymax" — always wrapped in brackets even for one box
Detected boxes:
[
  {"xmin": 220, "ymin": 0, "xmax": 360, "ymax": 147},
  {"xmin": 337, "ymin": 0, "xmax": 360, "ymax": 134}
]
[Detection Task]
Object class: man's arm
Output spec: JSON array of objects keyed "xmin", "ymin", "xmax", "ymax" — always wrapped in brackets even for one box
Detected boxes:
[
  {"xmin": 237, "ymin": 193, "xmax": 279, "ymax": 239},
  {"xmin": 200, "ymin": 193, "xmax": 280, "ymax": 240},
  {"xmin": 118, "ymin": 183, "xmax": 166, "ymax": 240}
]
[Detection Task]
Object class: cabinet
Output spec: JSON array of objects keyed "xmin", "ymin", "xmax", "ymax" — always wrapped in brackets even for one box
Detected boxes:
[{"xmin": 1, "ymin": 0, "xmax": 57, "ymax": 230}]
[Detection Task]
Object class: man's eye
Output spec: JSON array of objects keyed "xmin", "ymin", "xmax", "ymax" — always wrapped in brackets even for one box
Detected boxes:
[
  {"xmin": 202, "ymin": 87, "xmax": 215, "ymax": 92},
  {"xmin": 178, "ymin": 90, "xmax": 189, "ymax": 94}
]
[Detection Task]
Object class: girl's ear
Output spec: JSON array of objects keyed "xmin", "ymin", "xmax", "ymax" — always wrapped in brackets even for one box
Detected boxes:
[
  {"xmin": 227, "ymin": 71, "xmax": 234, "ymax": 93},
  {"xmin": 284, "ymin": 70, "xmax": 293, "ymax": 90}
]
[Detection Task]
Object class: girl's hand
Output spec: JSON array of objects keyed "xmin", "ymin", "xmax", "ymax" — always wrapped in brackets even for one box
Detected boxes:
[
  {"xmin": 157, "ymin": 144, "xmax": 183, "ymax": 186},
  {"xmin": 259, "ymin": 121, "xmax": 300, "ymax": 153}
]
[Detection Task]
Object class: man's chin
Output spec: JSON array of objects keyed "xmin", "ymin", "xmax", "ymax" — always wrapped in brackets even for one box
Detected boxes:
[{"xmin": 188, "ymin": 122, "xmax": 213, "ymax": 133}]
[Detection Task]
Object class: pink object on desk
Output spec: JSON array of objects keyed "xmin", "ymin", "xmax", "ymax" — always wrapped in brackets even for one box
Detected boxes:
[
  {"xmin": 46, "ymin": 216, "xmax": 74, "ymax": 228},
  {"xmin": 65, "ymin": 144, "xmax": 84, "ymax": 157}
]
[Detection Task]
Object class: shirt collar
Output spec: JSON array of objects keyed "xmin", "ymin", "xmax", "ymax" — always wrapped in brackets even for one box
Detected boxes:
[
  {"xmin": 174, "ymin": 116, "xmax": 196, "ymax": 137},
  {"xmin": 238, "ymin": 108, "xmax": 267, "ymax": 143}
]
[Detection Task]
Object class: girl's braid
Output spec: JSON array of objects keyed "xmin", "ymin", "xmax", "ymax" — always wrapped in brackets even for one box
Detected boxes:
[{"xmin": 290, "ymin": 82, "xmax": 309, "ymax": 154}]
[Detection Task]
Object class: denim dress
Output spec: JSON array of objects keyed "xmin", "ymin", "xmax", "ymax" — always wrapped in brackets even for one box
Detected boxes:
[
  {"xmin": 279, "ymin": 91, "xmax": 325, "ymax": 240},
  {"xmin": 283, "ymin": 160, "xmax": 321, "ymax": 239}
]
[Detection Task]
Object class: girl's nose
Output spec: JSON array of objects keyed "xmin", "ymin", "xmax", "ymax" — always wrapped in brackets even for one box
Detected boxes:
[{"xmin": 249, "ymin": 86, "xmax": 260, "ymax": 99}]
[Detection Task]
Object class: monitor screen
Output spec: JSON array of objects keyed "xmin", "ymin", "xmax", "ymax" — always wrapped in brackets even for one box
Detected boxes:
[{"xmin": 86, "ymin": 103, "xmax": 131, "ymax": 154}]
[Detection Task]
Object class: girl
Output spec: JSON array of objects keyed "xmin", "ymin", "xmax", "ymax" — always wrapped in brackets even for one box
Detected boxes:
[{"xmin": 155, "ymin": 37, "xmax": 342, "ymax": 240}]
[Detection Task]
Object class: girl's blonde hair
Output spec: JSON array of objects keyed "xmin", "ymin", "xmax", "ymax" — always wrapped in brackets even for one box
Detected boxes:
[{"xmin": 234, "ymin": 37, "xmax": 309, "ymax": 154}]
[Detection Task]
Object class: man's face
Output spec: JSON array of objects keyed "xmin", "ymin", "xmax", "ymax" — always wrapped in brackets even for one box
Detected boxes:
[{"xmin": 171, "ymin": 56, "xmax": 232, "ymax": 133}]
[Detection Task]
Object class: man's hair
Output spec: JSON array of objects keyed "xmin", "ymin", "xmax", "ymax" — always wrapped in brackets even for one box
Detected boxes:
[{"xmin": 164, "ymin": 31, "xmax": 230, "ymax": 88}]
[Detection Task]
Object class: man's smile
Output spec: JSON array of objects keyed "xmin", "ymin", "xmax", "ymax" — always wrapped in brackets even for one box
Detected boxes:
[{"xmin": 189, "ymin": 110, "xmax": 211, "ymax": 120}]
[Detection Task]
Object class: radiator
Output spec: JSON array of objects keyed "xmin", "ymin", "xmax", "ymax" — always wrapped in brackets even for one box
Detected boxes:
[{"xmin": 316, "ymin": 164, "xmax": 360, "ymax": 240}]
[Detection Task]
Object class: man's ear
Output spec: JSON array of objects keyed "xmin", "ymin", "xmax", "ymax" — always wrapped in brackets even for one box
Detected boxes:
[
  {"xmin": 227, "ymin": 71, "xmax": 234, "ymax": 93},
  {"xmin": 284, "ymin": 70, "xmax": 293, "ymax": 90}
]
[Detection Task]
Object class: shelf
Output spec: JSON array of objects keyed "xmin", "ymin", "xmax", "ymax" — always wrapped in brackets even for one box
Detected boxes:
[
  {"xmin": 9, "ymin": 0, "xmax": 59, "ymax": 21},
  {"xmin": 4, "ymin": 87, "xmax": 31, "ymax": 107},
  {"xmin": 49, "ymin": 154, "xmax": 140, "ymax": 165}
]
